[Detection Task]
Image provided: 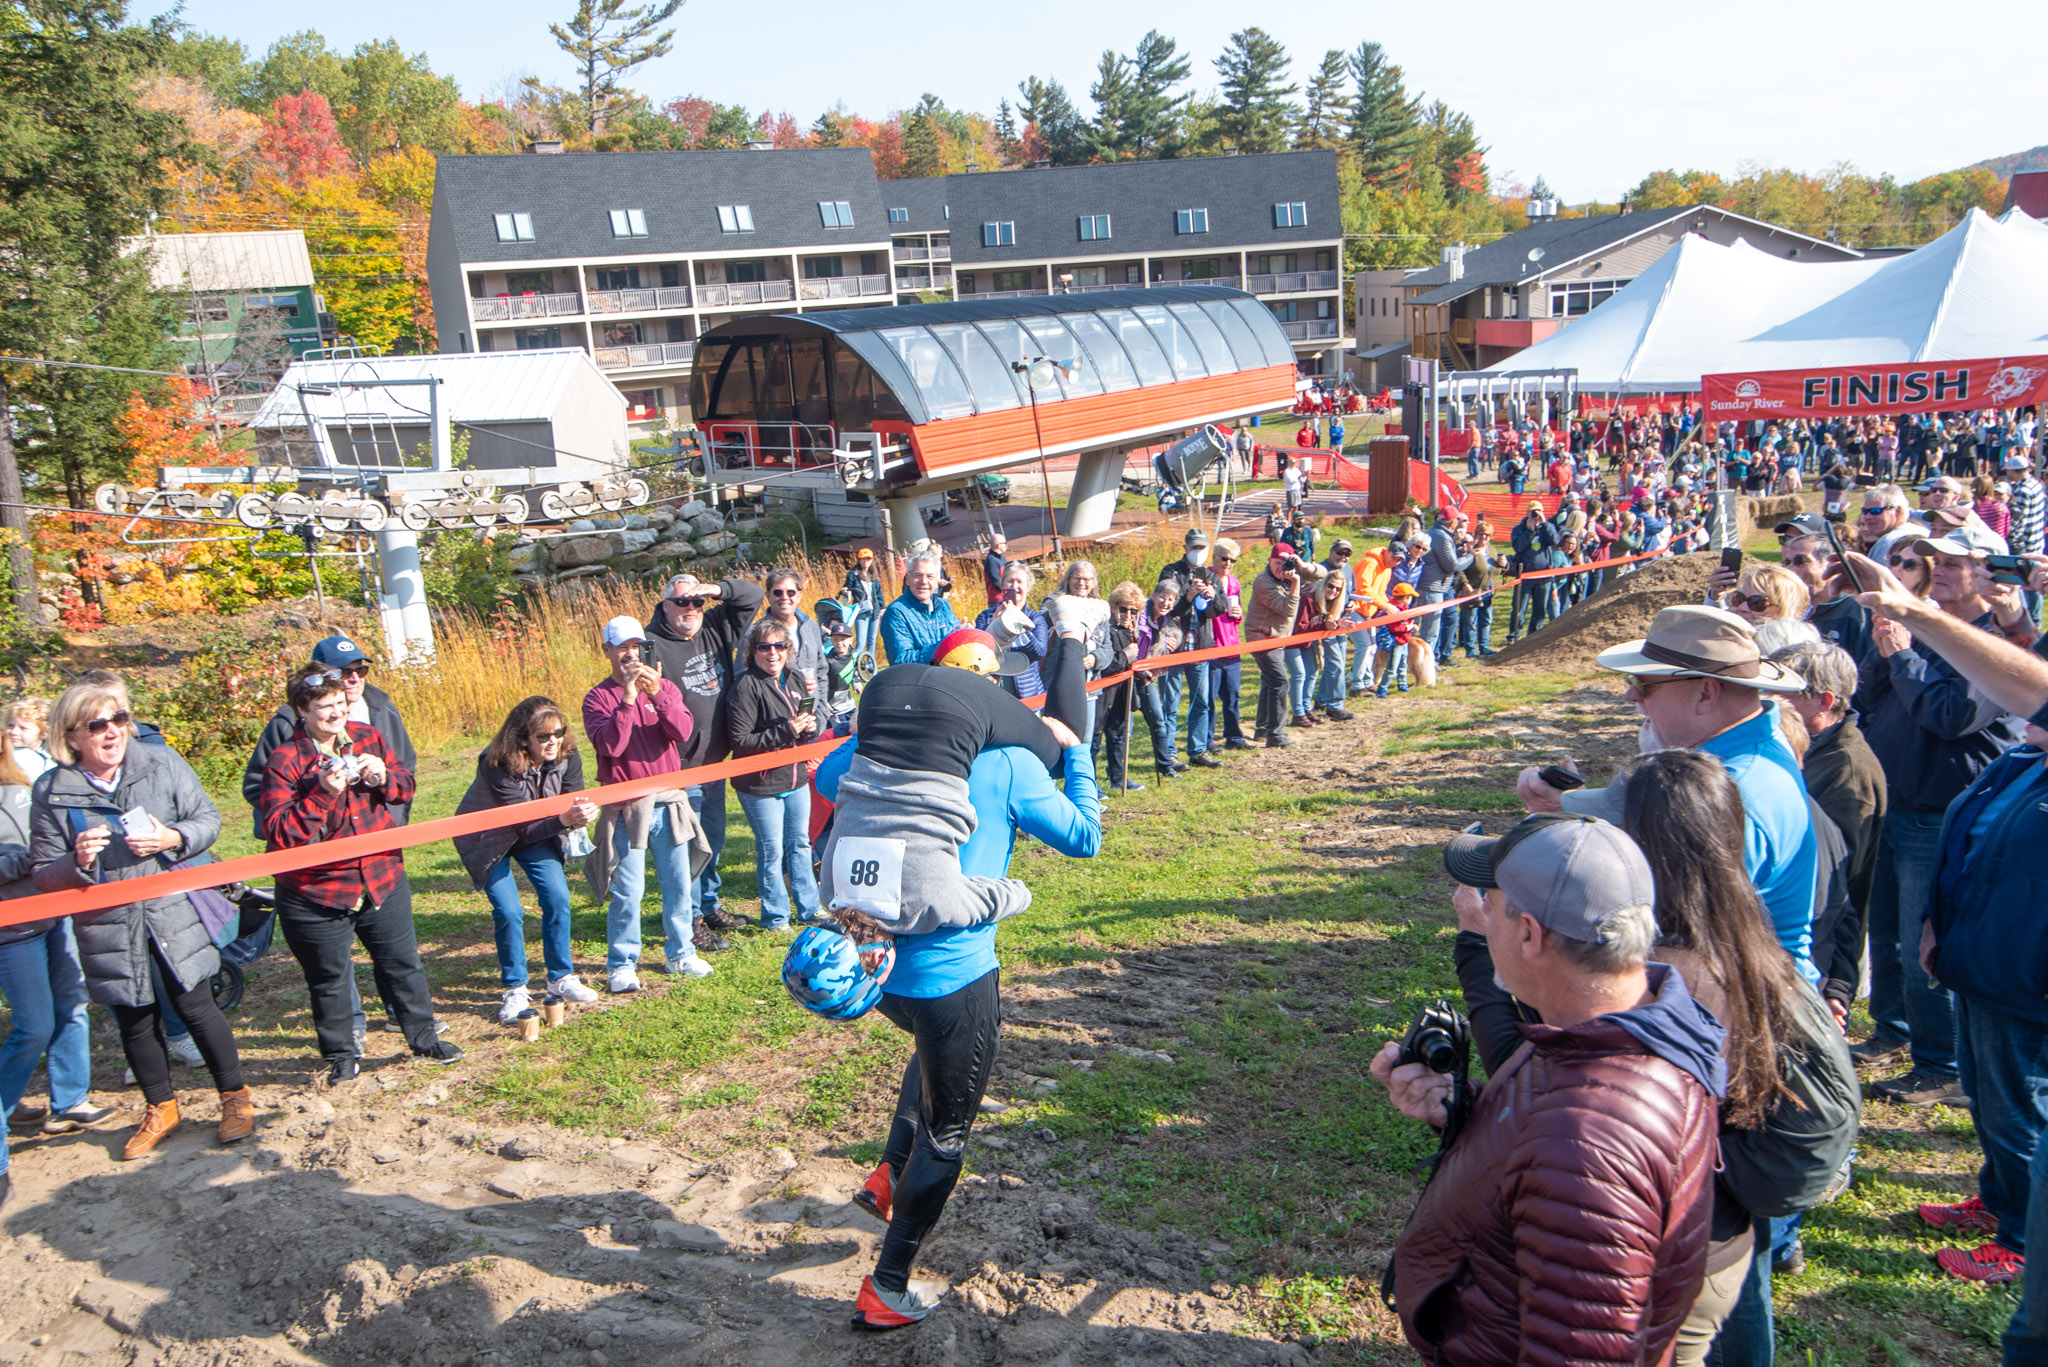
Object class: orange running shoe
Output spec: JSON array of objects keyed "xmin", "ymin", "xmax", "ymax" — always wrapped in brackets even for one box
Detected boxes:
[
  {"xmin": 851, "ymin": 1275, "xmax": 939, "ymax": 1331},
  {"xmin": 853, "ymin": 1162, "xmax": 894, "ymax": 1224}
]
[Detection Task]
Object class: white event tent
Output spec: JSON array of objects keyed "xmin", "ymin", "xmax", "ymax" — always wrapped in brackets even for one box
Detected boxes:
[{"xmin": 1479, "ymin": 208, "xmax": 2048, "ymax": 393}]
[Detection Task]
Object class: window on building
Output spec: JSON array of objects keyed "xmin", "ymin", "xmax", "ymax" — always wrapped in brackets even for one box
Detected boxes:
[
  {"xmin": 514, "ymin": 326, "xmax": 561, "ymax": 350},
  {"xmin": 660, "ymin": 263, "xmax": 681, "ymax": 287},
  {"xmin": 1547, "ymin": 278, "xmax": 1630, "ymax": 318},
  {"xmin": 1078, "ymin": 214, "xmax": 1111, "ymax": 241},
  {"xmin": 243, "ymin": 293, "xmax": 302, "ymax": 320},
  {"xmin": 609, "ymin": 208, "xmax": 648, "ymax": 237},
  {"xmin": 888, "ymin": 207, "xmax": 909, "ymax": 223},
  {"xmin": 982, "ymin": 221, "xmax": 1016, "ymax": 247},
  {"xmin": 726, "ymin": 260, "xmax": 767, "ymax": 283},
  {"xmin": 993, "ymin": 270, "xmax": 1032, "ymax": 292},
  {"xmin": 819, "ymin": 200, "xmax": 855, "ymax": 228},
  {"xmin": 958, "ymin": 273, "xmax": 976, "ymax": 294},
  {"xmin": 505, "ymin": 270, "xmax": 555, "ymax": 295},
  {"xmin": 1179, "ymin": 258, "xmax": 1223, "ymax": 280},
  {"xmin": 803, "ymin": 257, "xmax": 845, "ymax": 279},
  {"xmin": 493, "ymin": 212, "xmax": 535, "ymax": 242},
  {"xmin": 717, "ymin": 204, "xmax": 755, "ymax": 233},
  {"xmin": 1124, "ymin": 264, "xmax": 1144, "ymax": 284},
  {"xmin": 1274, "ymin": 201, "xmax": 1307, "ymax": 228},
  {"xmin": 622, "ymin": 389, "xmax": 662, "ymax": 420},
  {"xmin": 1175, "ymin": 208, "xmax": 1209, "ymax": 234},
  {"xmin": 595, "ymin": 267, "xmax": 641, "ymax": 291},
  {"xmin": 1070, "ymin": 266, "xmax": 1107, "ymax": 287},
  {"xmin": 184, "ymin": 295, "xmax": 230, "ymax": 324}
]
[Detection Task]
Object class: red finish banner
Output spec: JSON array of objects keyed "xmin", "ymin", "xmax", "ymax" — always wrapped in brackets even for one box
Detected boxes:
[{"xmin": 1701, "ymin": 356, "xmax": 2048, "ymax": 421}]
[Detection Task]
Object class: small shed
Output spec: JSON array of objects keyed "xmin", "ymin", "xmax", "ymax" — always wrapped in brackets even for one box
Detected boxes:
[{"xmin": 248, "ymin": 349, "xmax": 629, "ymax": 473}]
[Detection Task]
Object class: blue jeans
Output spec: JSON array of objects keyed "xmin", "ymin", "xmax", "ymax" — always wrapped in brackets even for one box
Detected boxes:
[
  {"xmin": 1137, "ymin": 679, "xmax": 1173, "ymax": 770},
  {"xmin": 1956, "ymin": 996, "xmax": 2048, "ymax": 1257},
  {"xmin": 0, "ymin": 921, "xmax": 92, "ymax": 1171},
  {"xmin": 1706, "ymin": 1217, "xmax": 1774, "ymax": 1367},
  {"xmin": 1376, "ymin": 641, "xmax": 1409, "ymax": 691},
  {"xmin": 2007, "ymin": 1099, "xmax": 2048, "ymax": 1363},
  {"xmin": 1346, "ymin": 629, "xmax": 1376, "ymax": 691},
  {"xmin": 1155, "ymin": 661, "xmax": 1212, "ymax": 762},
  {"xmin": 1460, "ymin": 592, "xmax": 1495, "ymax": 653},
  {"xmin": 606, "ymin": 802, "xmax": 696, "ymax": 970},
  {"xmin": 737, "ymin": 786, "xmax": 822, "ymax": 928},
  {"xmin": 1315, "ymin": 636, "xmax": 1348, "ymax": 708},
  {"xmin": 693, "ymin": 779, "xmax": 726, "ymax": 919},
  {"xmin": 1418, "ymin": 587, "xmax": 1452, "ymax": 661},
  {"xmin": 482, "ymin": 844, "xmax": 575, "ymax": 988},
  {"xmin": 1209, "ymin": 658, "xmax": 1244, "ymax": 742},
  {"xmin": 854, "ymin": 607, "xmax": 877, "ymax": 662},
  {"xmin": 1866, "ymin": 809, "xmax": 1956, "ymax": 1077},
  {"xmin": 1285, "ymin": 646, "xmax": 1312, "ymax": 716}
]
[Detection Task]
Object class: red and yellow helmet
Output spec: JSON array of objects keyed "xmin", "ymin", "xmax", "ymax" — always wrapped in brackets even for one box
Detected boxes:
[{"xmin": 932, "ymin": 627, "xmax": 1004, "ymax": 676}]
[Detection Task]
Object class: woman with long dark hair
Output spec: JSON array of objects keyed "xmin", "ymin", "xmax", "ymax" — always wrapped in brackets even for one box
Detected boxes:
[{"xmin": 453, "ymin": 696, "xmax": 602, "ymax": 1022}]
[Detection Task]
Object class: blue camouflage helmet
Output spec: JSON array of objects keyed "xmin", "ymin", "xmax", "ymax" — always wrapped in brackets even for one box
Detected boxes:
[{"xmin": 782, "ymin": 926, "xmax": 891, "ymax": 1022}]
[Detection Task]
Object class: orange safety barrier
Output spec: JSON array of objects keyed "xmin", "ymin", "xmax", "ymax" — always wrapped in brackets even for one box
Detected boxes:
[{"xmin": 0, "ymin": 546, "xmax": 1674, "ymax": 931}]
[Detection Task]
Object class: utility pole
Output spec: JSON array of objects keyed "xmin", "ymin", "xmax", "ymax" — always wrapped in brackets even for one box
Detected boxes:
[{"xmin": 0, "ymin": 372, "xmax": 38, "ymax": 621}]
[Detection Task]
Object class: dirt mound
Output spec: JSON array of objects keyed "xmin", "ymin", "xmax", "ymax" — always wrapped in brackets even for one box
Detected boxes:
[{"xmin": 1485, "ymin": 554, "xmax": 1716, "ymax": 673}]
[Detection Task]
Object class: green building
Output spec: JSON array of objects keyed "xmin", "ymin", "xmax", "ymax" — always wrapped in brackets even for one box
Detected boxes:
[{"xmin": 125, "ymin": 230, "xmax": 330, "ymax": 403}]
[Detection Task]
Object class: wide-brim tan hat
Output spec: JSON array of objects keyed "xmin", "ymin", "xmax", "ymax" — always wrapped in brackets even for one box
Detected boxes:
[{"xmin": 1595, "ymin": 604, "xmax": 1806, "ymax": 693}]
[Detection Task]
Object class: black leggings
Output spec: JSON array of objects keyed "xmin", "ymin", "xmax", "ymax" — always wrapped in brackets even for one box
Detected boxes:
[
  {"xmin": 109, "ymin": 939, "xmax": 244, "ymax": 1105},
  {"xmin": 1039, "ymin": 632, "xmax": 1088, "ymax": 744},
  {"xmin": 872, "ymin": 968, "xmax": 1002, "ymax": 1293}
]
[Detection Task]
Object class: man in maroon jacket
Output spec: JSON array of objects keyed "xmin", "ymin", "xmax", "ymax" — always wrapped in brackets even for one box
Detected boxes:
[
  {"xmin": 582, "ymin": 615, "xmax": 701, "ymax": 994},
  {"xmin": 1372, "ymin": 815, "xmax": 1725, "ymax": 1367}
]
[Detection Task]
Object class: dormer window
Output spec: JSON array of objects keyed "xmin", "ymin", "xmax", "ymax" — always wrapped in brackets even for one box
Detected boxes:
[
  {"xmin": 717, "ymin": 205, "xmax": 754, "ymax": 233},
  {"xmin": 493, "ymin": 212, "xmax": 535, "ymax": 242},
  {"xmin": 609, "ymin": 209, "xmax": 648, "ymax": 237}
]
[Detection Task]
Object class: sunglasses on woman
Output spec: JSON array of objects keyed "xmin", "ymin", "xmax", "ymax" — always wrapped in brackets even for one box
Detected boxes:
[
  {"xmin": 755, "ymin": 641, "xmax": 789, "ymax": 653},
  {"xmin": 1889, "ymin": 555, "xmax": 1925, "ymax": 571},
  {"xmin": 1723, "ymin": 592, "xmax": 1772, "ymax": 613},
  {"xmin": 530, "ymin": 727, "xmax": 568, "ymax": 742},
  {"xmin": 77, "ymin": 710, "xmax": 132, "ymax": 735}
]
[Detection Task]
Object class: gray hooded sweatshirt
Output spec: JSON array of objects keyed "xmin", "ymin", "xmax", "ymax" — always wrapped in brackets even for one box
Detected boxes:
[{"xmin": 819, "ymin": 753, "xmax": 1031, "ymax": 934}]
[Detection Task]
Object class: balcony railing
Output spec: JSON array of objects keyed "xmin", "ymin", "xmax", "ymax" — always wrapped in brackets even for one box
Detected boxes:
[
  {"xmin": 796, "ymin": 273, "xmax": 893, "ymax": 302},
  {"xmin": 593, "ymin": 340, "xmax": 696, "ymax": 371},
  {"xmin": 1246, "ymin": 270, "xmax": 1340, "ymax": 296},
  {"xmin": 1051, "ymin": 283, "xmax": 1123, "ymax": 294},
  {"xmin": 964, "ymin": 287, "xmax": 1043, "ymax": 300},
  {"xmin": 893, "ymin": 242, "xmax": 933, "ymax": 261},
  {"xmin": 1152, "ymin": 276, "xmax": 1242, "ymax": 291},
  {"xmin": 587, "ymin": 285, "xmax": 692, "ymax": 314},
  {"xmin": 471, "ymin": 291, "xmax": 582, "ymax": 321},
  {"xmin": 695, "ymin": 279, "xmax": 796, "ymax": 308},
  {"xmin": 1279, "ymin": 318, "xmax": 1342, "ymax": 342},
  {"xmin": 894, "ymin": 267, "xmax": 953, "ymax": 291}
]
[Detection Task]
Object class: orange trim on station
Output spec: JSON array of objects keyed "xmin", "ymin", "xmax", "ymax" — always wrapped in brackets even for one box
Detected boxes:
[{"xmin": 903, "ymin": 364, "xmax": 1296, "ymax": 475}]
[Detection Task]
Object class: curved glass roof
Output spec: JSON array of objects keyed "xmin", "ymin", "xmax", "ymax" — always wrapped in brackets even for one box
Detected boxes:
[{"xmin": 694, "ymin": 286, "xmax": 1293, "ymax": 428}]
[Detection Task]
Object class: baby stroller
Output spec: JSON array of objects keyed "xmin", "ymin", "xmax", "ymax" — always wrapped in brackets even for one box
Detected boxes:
[{"xmin": 811, "ymin": 596, "xmax": 880, "ymax": 687}]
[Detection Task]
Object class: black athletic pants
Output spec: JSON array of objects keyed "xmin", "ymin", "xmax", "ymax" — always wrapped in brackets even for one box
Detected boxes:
[
  {"xmin": 872, "ymin": 968, "xmax": 1002, "ymax": 1293},
  {"xmin": 275, "ymin": 887, "xmax": 439, "ymax": 1060},
  {"xmin": 1253, "ymin": 639, "xmax": 1289, "ymax": 737},
  {"xmin": 110, "ymin": 938, "xmax": 244, "ymax": 1105}
]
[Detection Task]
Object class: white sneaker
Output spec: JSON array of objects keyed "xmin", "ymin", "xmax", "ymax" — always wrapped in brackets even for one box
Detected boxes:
[
  {"xmin": 664, "ymin": 954, "xmax": 714, "ymax": 979},
  {"xmin": 608, "ymin": 965, "xmax": 641, "ymax": 994},
  {"xmin": 497, "ymin": 985, "xmax": 532, "ymax": 1024},
  {"xmin": 167, "ymin": 1034, "xmax": 204, "ymax": 1067},
  {"xmin": 548, "ymin": 974, "xmax": 599, "ymax": 1004}
]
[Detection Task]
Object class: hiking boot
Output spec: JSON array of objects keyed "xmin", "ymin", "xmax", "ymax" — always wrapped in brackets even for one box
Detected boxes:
[
  {"xmin": 853, "ymin": 1162, "xmax": 894, "ymax": 1223},
  {"xmin": 852, "ymin": 1275, "xmax": 941, "ymax": 1331},
  {"xmin": 1937, "ymin": 1242, "xmax": 2024, "ymax": 1284},
  {"xmin": 1225, "ymin": 737, "xmax": 1253, "ymax": 750},
  {"xmin": 1849, "ymin": 1034, "xmax": 1910, "ymax": 1066},
  {"xmin": 1873, "ymin": 1070, "xmax": 1968, "ymax": 1107},
  {"xmin": 699, "ymin": 906, "xmax": 741, "ymax": 933},
  {"xmin": 7, "ymin": 1104, "xmax": 47, "ymax": 1134},
  {"xmin": 122, "ymin": 1099, "xmax": 181, "ymax": 1160},
  {"xmin": 692, "ymin": 923, "xmax": 732, "ymax": 954},
  {"xmin": 325, "ymin": 1056, "xmax": 361, "ymax": 1087},
  {"xmin": 1322, "ymin": 706, "xmax": 1354, "ymax": 722},
  {"xmin": 217, "ymin": 1087, "xmax": 255, "ymax": 1145},
  {"xmin": 1266, "ymin": 734, "xmax": 1296, "ymax": 748},
  {"xmin": 1190, "ymin": 753, "xmax": 1221, "ymax": 768},
  {"xmin": 1771, "ymin": 1239, "xmax": 1806, "ymax": 1277},
  {"xmin": 1920, "ymin": 1195, "xmax": 1999, "ymax": 1236}
]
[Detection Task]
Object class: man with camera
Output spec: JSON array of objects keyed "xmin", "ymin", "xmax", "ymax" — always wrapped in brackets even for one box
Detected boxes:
[
  {"xmin": 1373, "ymin": 814, "xmax": 1724, "ymax": 1367},
  {"xmin": 1153, "ymin": 529, "xmax": 1226, "ymax": 770},
  {"xmin": 1245, "ymin": 543, "xmax": 1324, "ymax": 748}
]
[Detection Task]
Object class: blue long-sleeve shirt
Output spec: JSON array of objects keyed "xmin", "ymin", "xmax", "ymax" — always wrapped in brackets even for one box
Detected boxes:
[
  {"xmin": 878, "ymin": 591, "xmax": 962, "ymax": 666},
  {"xmin": 817, "ymin": 738, "xmax": 1100, "ymax": 997}
]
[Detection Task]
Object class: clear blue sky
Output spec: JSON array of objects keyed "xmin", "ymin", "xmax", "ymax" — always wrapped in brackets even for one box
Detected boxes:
[{"xmin": 158, "ymin": 0, "xmax": 2046, "ymax": 201}]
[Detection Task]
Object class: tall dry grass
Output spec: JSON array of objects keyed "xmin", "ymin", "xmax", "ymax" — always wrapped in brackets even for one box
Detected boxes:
[{"xmin": 378, "ymin": 527, "xmax": 1209, "ymax": 752}]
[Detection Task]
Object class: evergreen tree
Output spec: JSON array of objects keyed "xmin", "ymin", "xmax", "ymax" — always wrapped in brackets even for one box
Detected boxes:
[
  {"xmin": 993, "ymin": 98, "xmax": 1020, "ymax": 164},
  {"xmin": 902, "ymin": 92, "xmax": 947, "ymax": 179},
  {"xmin": 810, "ymin": 104, "xmax": 858, "ymax": 148},
  {"xmin": 1211, "ymin": 27, "xmax": 1296, "ymax": 154},
  {"xmin": 1016, "ymin": 75, "xmax": 1084, "ymax": 165},
  {"xmin": 1124, "ymin": 30, "xmax": 1190, "ymax": 157},
  {"xmin": 1296, "ymin": 47, "xmax": 1349, "ymax": 149},
  {"xmin": 1085, "ymin": 50, "xmax": 1134, "ymax": 161},
  {"xmin": 1424, "ymin": 100, "xmax": 1485, "ymax": 202},
  {"xmin": 528, "ymin": 0, "xmax": 683, "ymax": 139},
  {"xmin": 1346, "ymin": 40, "xmax": 1420, "ymax": 187},
  {"xmin": 1529, "ymin": 174, "xmax": 1554, "ymax": 202},
  {"xmin": 0, "ymin": 0, "xmax": 187, "ymax": 608}
]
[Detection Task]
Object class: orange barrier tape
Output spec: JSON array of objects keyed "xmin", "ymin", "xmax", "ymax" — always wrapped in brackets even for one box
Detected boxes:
[{"xmin": 0, "ymin": 545, "xmax": 1677, "ymax": 929}]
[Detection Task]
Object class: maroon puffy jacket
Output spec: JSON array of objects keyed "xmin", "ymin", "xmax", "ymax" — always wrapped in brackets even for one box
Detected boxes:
[{"xmin": 1392, "ymin": 981, "xmax": 1719, "ymax": 1367}]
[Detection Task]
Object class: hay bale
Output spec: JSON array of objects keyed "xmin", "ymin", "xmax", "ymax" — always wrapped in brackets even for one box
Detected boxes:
[{"xmin": 1485, "ymin": 555, "xmax": 1718, "ymax": 674}]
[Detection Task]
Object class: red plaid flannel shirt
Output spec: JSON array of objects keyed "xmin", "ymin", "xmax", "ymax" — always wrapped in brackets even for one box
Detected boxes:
[{"xmin": 255, "ymin": 720, "xmax": 416, "ymax": 910}]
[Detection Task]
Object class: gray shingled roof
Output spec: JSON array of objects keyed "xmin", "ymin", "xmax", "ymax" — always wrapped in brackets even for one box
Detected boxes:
[
  {"xmin": 944, "ymin": 150, "xmax": 1340, "ymax": 264},
  {"xmin": 431, "ymin": 148, "xmax": 891, "ymax": 262},
  {"xmin": 1401, "ymin": 207, "xmax": 1699, "ymax": 303},
  {"xmin": 882, "ymin": 176, "xmax": 952, "ymax": 233}
]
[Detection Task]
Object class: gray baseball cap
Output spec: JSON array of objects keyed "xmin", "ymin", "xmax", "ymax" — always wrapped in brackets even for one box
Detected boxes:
[{"xmin": 1443, "ymin": 813, "xmax": 1655, "ymax": 944}]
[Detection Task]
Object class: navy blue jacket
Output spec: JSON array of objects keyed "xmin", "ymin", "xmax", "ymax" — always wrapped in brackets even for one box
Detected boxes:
[
  {"xmin": 1853, "ymin": 615, "xmax": 2024, "ymax": 812},
  {"xmin": 1926, "ymin": 746, "xmax": 2048, "ymax": 1025}
]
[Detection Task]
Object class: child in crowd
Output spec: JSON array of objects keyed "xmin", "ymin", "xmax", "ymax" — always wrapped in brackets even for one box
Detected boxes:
[
  {"xmin": 1375, "ymin": 583, "xmax": 1418, "ymax": 697},
  {"xmin": 5, "ymin": 698, "xmax": 52, "ymax": 782},
  {"xmin": 823, "ymin": 619, "xmax": 859, "ymax": 732}
]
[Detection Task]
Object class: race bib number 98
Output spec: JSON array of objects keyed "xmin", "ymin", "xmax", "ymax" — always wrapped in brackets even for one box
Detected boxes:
[{"xmin": 829, "ymin": 836, "xmax": 906, "ymax": 919}]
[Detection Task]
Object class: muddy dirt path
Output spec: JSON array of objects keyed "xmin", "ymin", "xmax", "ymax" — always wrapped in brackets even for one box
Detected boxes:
[{"xmin": 0, "ymin": 664, "xmax": 1640, "ymax": 1367}]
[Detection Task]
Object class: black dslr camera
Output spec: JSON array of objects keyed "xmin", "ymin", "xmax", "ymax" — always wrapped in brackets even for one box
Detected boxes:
[{"xmin": 1396, "ymin": 999, "xmax": 1470, "ymax": 1075}]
